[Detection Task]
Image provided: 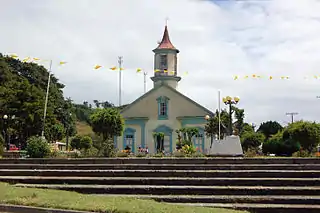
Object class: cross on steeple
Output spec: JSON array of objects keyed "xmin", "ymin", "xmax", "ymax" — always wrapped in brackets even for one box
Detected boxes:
[{"xmin": 165, "ymin": 17, "xmax": 169, "ymax": 26}]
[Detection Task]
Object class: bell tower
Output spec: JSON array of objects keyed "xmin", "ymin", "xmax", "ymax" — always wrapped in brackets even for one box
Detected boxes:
[{"xmin": 151, "ymin": 24, "xmax": 181, "ymax": 89}]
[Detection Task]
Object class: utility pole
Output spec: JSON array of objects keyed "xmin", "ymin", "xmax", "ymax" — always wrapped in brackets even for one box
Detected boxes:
[
  {"xmin": 286, "ymin": 112, "xmax": 298, "ymax": 124},
  {"xmin": 143, "ymin": 71, "xmax": 148, "ymax": 94},
  {"xmin": 118, "ymin": 56, "xmax": 123, "ymax": 107}
]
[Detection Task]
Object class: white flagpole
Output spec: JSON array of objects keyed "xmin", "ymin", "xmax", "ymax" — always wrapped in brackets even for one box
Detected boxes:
[
  {"xmin": 41, "ymin": 60, "xmax": 52, "ymax": 138},
  {"xmin": 118, "ymin": 56, "xmax": 123, "ymax": 106},
  {"xmin": 143, "ymin": 71, "xmax": 148, "ymax": 94},
  {"xmin": 218, "ymin": 90, "xmax": 221, "ymax": 142}
]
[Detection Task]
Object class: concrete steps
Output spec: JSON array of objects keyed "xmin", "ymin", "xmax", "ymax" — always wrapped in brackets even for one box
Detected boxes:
[
  {"xmin": 1, "ymin": 158, "xmax": 320, "ymax": 213},
  {"xmin": 2, "ymin": 176, "xmax": 320, "ymax": 186},
  {"xmin": 1, "ymin": 163, "xmax": 320, "ymax": 170},
  {"xmin": 1, "ymin": 169, "xmax": 320, "ymax": 178}
]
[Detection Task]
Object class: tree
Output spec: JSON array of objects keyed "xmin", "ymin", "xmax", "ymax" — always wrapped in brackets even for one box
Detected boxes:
[
  {"xmin": 205, "ymin": 110, "xmax": 229, "ymax": 141},
  {"xmin": 70, "ymin": 135, "xmax": 82, "ymax": 150},
  {"xmin": 90, "ymin": 108, "xmax": 124, "ymax": 156},
  {"xmin": 0, "ymin": 54, "xmax": 74, "ymax": 148},
  {"xmin": 257, "ymin": 121, "xmax": 283, "ymax": 140},
  {"xmin": 0, "ymin": 134, "xmax": 4, "ymax": 156},
  {"xmin": 283, "ymin": 121, "xmax": 320, "ymax": 152},
  {"xmin": 45, "ymin": 123, "xmax": 65, "ymax": 143},
  {"xmin": 80, "ymin": 136, "xmax": 93, "ymax": 150},
  {"xmin": 241, "ymin": 131, "xmax": 265, "ymax": 151},
  {"xmin": 233, "ymin": 107, "xmax": 245, "ymax": 135},
  {"xmin": 26, "ymin": 136, "xmax": 51, "ymax": 158},
  {"xmin": 262, "ymin": 130, "xmax": 300, "ymax": 156}
]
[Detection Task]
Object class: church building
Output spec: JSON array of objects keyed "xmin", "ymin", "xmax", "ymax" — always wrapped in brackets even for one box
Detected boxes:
[{"xmin": 115, "ymin": 25, "xmax": 213, "ymax": 154}]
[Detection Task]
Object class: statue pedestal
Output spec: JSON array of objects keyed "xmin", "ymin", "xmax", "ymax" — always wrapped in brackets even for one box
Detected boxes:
[{"xmin": 209, "ymin": 135, "xmax": 243, "ymax": 156}]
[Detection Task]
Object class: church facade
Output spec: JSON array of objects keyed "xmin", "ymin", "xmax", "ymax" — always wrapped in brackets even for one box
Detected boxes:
[{"xmin": 115, "ymin": 25, "xmax": 213, "ymax": 154}]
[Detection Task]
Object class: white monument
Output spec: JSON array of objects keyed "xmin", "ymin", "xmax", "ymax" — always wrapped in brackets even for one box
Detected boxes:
[{"xmin": 209, "ymin": 135, "xmax": 243, "ymax": 156}]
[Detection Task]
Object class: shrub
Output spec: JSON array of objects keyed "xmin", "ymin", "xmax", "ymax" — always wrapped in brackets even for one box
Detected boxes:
[
  {"xmin": 135, "ymin": 152, "xmax": 147, "ymax": 157},
  {"xmin": 80, "ymin": 136, "xmax": 93, "ymax": 150},
  {"xmin": 70, "ymin": 135, "xmax": 82, "ymax": 150},
  {"xmin": 116, "ymin": 151, "xmax": 129, "ymax": 157},
  {"xmin": 181, "ymin": 144, "xmax": 196, "ymax": 155},
  {"xmin": 26, "ymin": 136, "xmax": 51, "ymax": 158},
  {"xmin": 189, "ymin": 152, "xmax": 206, "ymax": 158},
  {"xmin": 172, "ymin": 151, "xmax": 186, "ymax": 158},
  {"xmin": 292, "ymin": 149, "xmax": 312, "ymax": 157},
  {"xmin": 241, "ymin": 132, "xmax": 265, "ymax": 151},
  {"xmin": 81, "ymin": 147, "xmax": 100, "ymax": 157},
  {"xmin": 244, "ymin": 148, "xmax": 259, "ymax": 157}
]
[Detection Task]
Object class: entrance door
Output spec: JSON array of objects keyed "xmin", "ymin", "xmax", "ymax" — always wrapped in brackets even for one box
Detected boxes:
[{"xmin": 163, "ymin": 135, "xmax": 171, "ymax": 153}]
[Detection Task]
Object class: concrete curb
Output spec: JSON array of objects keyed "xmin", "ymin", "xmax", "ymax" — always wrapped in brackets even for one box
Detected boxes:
[{"xmin": 0, "ymin": 204, "xmax": 92, "ymax": 213}]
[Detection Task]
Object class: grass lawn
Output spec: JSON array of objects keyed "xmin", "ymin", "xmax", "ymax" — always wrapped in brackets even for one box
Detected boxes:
[{"xmin": 0, "ymin": 182, "xmax": 248, "ymax": 213}]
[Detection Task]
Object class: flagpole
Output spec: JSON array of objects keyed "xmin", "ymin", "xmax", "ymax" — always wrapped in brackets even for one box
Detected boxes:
[
  {"xmin": 41, "ymin": 60, "xmax": 52, "ymax": 138},
  {"xmin": 143, "ymin": 71, "xmax": 147, "ymax": 94},
  {"xmin": 218, "ymin": 90, "xmax": 221, "ymax": 142},
  {"xmin": 118, "ymin": 56, "xmax": 123, "ymax": 106}
]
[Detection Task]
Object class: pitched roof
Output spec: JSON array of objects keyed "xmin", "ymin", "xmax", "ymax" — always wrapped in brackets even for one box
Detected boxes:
[
  {"xmin": 120, "ymin": 84, "xmax": 213, "ymax": 115},
  {"xmin": 155, "ymin": 25, "xmax": 178, "ymax": 51}
]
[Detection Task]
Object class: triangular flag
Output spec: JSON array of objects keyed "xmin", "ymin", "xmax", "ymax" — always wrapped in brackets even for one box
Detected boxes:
[
  {"xmin": 281, "ymin": 76, "xmax": 285, "ymax": 79},
  {"xmin": 314, "ymin": 75, "xmax": 318, "ymax": 79},
  {"xmin": 33, "ymin": 57, "xmax": 40, "ymax": 61},
  {"xmin": 164, "ymin": 69, "xmax": 168, "ymax": 73},
  {"xmin": 22, "ymin": 57, "xmax": 30, "ymax": 62},
  {"xmin": 286, "ymin": 76, "xmax": 289, "ymax": 79},
  {"xmin": 233, "ymin": 75, "xmax": 238, "ymax": 80},
  {"xmin": 136, "ymin": 68, "xmax": 142, "ymax": 73},
  {"xmin": 155, "ymin": 69, "xmax": 160, "ymax": 73},
  {"xmin": 94, "ymin": 65, "xmax": 102, "ymax": 69},
  {"xmin": 269, "ymin": 76, "xmax": 273, "ymax": 80},
  {"xmin": 170, "ymin": 71, "xmax": 175, "ymax": 74},
  {"xmin": 110, "ymin": 66, "xmax": 117, "ymax": 70},
  {"xmin": 59, "ymin": 61, "xmax": 67, "ymax": 65},
  {"xmin": 9, "ymin": 54, "xmax": 18, "ymax": 59},
  {"xmin": 120, "ymin": 67, "xmax": 124, "ymax": 71},
  {"xmin": 244, "ymin": 75, "xmax": 249, "ymax": 79},
  {"xmin": 252, "ymin": 74, "xmax": 256, "ymax": 78}
]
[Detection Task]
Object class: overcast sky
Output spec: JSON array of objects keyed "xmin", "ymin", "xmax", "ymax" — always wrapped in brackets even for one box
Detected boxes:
[{"xmin": 1, "ymin": 0, "xmax": 320, "ymax": 126}]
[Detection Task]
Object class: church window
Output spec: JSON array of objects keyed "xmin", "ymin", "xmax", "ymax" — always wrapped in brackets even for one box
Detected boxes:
[
  {"xmin": 123, "ymin": 128, "xmax": 136, "ymax": 153},
  {"xmin": 193, "ymin": 128, "xmax": 205, "ymax": 152},
  {"xmin": 157, "ymin": 96, "xmax": 169, "ymax": 120},
  {"xmin": 160, "ymin": 54, "xmax": 168, "ymax": 71}
]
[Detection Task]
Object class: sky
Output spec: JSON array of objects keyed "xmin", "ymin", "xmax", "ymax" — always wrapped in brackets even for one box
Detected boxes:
[{"xmin": 1, "ymin": 0, "xmax": 320, "ymax": 126}]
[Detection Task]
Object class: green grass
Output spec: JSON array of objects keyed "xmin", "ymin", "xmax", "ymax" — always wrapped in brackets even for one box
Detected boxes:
[{"xmin": 0, "ymin": 182, "xmax": 247, "ymax": 213}]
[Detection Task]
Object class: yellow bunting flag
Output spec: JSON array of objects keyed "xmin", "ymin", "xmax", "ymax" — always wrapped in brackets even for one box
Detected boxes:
[
  {"xmin": 22, "ymin": 57, "xmax": 31, "ymax": 62},
  {"xmin": 33, "ymin": 57, "xmax": 40, "ymax": 61},
  {"xmin": 252, "ymin": 74, "xmax": 256, "ymax": 78},
  {"xmin": 59, "ymin": 61, "xmax": 67, "ymax": 65},
  {"xmin": 233, "ymin": 75, "xmax": 238, "ymax": 80},
  {"xmin": 244, "ymin": 75, "xmax": 249, "ymax": 79},
  {"xmin": 314, "ymin": 75, "xmax": 318, "ymax": 79},
  {"xmin": 154, "ymin": 69, "xmax": 160, "ymax": 73},
  {"xmin": 9, "ymin": 54, "xmax": 18, "ymax": 59},
  {"xmin": 170, "ymin": 71, "xmax": 175, "ymax": 74},
  {"xmin": 94, "ymin": 65, "xmax": 102, "ymax": 69},
  {"xmin": 269, "ymin": 76, "xmax": 273, "ymax": 80},
  {"xmin": 164, "ymin": 69, "xmax": 168, "ymax": 73},
  {"xmin": 120, "ymin": 68, "xmax": 124, "ymax": 71},
  {"xmin": 136, "ymin": 68, "xmax": 142, "ymax": 73},
  {"xmin": 110, "ymin": 66, "xmax": 117, "ymax": 70},
  {"xmin": 183, "ymin": 71, "xmax": 188, "ymax": 75}
]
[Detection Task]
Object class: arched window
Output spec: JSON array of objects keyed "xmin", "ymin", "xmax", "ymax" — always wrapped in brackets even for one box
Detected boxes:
[
  {"xmin": 123, "ymin": 128, "xmax": 136, "ymax": 153},
  {"xmin": 157, "ymin": 96, "xmax": 169, "ymax": 120},
  {"xmin": 193, "ymin": 127, "xmax": 205, "ymax": 152}
]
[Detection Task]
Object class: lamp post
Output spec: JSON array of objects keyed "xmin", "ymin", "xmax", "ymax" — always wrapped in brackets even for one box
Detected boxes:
[
  {"xmin": 3, "ymin": 114, "xmax": 15, "ymax": 151},
  {"xmin": 222, "ymin": 96, "xmax": 240, "ymax": 136}
]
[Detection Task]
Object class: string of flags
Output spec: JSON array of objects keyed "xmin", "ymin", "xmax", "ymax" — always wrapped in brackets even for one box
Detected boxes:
[
  {"xmin": 233, "ymin": 75, "xmax": 320, "ymax": 80},
  {"xmin": 7, "ymin": 53, "xmax": 189, "ymax": 76}
]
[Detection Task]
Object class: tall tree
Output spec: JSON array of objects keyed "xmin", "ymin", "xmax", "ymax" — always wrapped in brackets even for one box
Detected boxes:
[{"xmin": 257, "ymin": 121, "xmax": 283, "ymax": 140}]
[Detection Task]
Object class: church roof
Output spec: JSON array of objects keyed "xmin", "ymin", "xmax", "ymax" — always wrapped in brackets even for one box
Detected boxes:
[
  {"xmin": 154, "ymin": 25, "xmax": 178, "ymax": 51},
  {"xmin": 120, "ymin": 84, "xmax": 213, "ymax": 116}
]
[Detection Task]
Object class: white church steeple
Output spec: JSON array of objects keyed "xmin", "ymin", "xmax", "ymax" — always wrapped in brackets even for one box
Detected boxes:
[{"xmin": 151, "ymin": 24, "xmax": 181, "ymax": 89}]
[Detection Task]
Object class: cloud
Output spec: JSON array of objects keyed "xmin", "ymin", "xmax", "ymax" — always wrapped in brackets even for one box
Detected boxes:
[{"xmin": 1, "ymin": 0, "xmax": 320, "ymax": 126}]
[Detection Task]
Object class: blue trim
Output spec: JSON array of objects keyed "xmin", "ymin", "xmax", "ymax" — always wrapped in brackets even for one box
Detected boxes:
[
  {"xmin": 157, "ymin": 96, "xmax": 169, "ymax": 120},
  {"xmin": 123, "ymin": 128, "xmax": 136, "ymax": 153},
  {"xmin": 192, "ymin": 127, "xmax": 205, "ymax": 152},
  {"xmin": 178, "ymin": 116, "xmax": 207, "ymax": 126},
  {"xmin": 154, "ymin": 125, "xmax": 173, "ymax": 153},
  {"xmin": 123, "ymin": 117, "xmax": 148, "ymax": 148}
]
